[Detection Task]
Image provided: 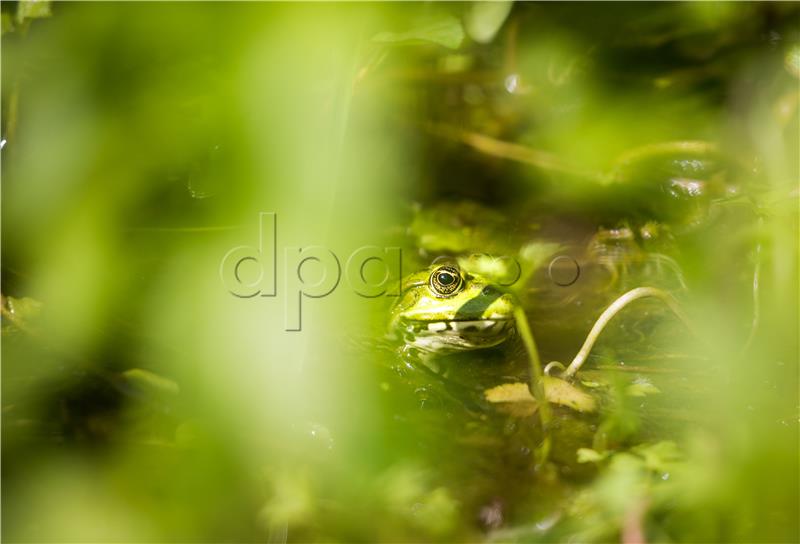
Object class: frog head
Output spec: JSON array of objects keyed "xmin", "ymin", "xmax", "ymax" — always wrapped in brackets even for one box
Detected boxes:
[{"xmin": 390, "ymin": 264, "xmax": 517, "ymax": 353}]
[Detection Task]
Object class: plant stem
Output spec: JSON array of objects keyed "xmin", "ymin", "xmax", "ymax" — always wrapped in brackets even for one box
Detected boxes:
[
  {"xmin": 513, "ymin": 306, "xmax": 551, "ymax": 462},
  {"xmin": 562, "ymin": 287, "xmax": 693, "ymax": 379}
]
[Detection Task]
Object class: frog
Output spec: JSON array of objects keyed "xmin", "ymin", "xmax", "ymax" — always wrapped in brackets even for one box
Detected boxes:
[{"xmin": 389, "ymin": 264, "xmax": 517, "ymax": 354}]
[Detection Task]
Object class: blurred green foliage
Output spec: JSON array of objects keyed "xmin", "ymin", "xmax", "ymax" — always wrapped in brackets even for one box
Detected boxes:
[{"xmin": 2, "ymin": 2, "xmax": 798, "ymax": 542}]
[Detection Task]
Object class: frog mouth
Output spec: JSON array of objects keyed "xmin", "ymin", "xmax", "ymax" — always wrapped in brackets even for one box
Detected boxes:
[
  {"xmin": 399, "ymin": 317, "xmax": 515, "ymax": 352},
  {"xmin": 406, "ymin": 318, "xmax": 514, "ymax": 335}
]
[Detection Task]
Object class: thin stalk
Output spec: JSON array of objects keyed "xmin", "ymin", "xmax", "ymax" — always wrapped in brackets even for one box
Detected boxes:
[
  {"xmin": 561, "ymin": 287, "xmax": 693, "ymax": 379},
  {"xmin": 513, "ymin": 306, "xmax": 551, "ymax": 463}
]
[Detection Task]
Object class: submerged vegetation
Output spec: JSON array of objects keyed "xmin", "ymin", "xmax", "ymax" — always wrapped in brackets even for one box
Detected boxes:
[{"xmin": 2, "ymin": 2, "xmax": 798, "ymax": 542}]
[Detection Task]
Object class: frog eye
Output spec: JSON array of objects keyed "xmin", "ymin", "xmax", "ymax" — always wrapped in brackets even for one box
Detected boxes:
[{"xmin": 429, "ymin": 265, "xmax": 463, "ymax": 297}]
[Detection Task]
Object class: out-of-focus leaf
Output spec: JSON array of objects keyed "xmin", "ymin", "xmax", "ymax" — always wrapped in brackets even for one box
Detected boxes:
[
  {"xmin": 372, "ymin": 15, "xmax": 464, "ymax": 50},
  {"xmin": 411, "ymin": 487, "xmax": 459, "ymax": 535},
  {"xmin": 632, "ymin": 441, "xmax": 682, "ymax": 473},
  {"xmin": 121, "ymin": 368, "xmax": 180, "ymax": 396},
  {"xmin": 2, "ymin": 13, "xmax": 15, "ymax": 34},
  {"xmin": 518, "ymin": 241, "xmax": 561, "ymax": 270},
  {"xmin": 5, "ymin": 296, "xmax": 43, "ymax": 323},
  {"xmin": 16, "ymin": 0, "xmax": 51, "ymax": 25},
  {"xmin": 577, "ymin": 448, "xmax": 610, "ymax": 464},
  {"xmin": 786, "ymin": 44, "xmax": 800, "ymax": 78},
  {"xmin": 463, "ymin": 1, "xmax": 513, "ymax": 44},
  {"xmin": 258, "ymin": 469, "xmax": 313, "ymax": 525},
  {"xmin": 2, "ymin": 296, "xmax": 43, "ymax": 332}
]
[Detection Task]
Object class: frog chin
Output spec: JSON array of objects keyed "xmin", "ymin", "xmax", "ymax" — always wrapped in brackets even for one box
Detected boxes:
[{"xmin": 402, "ymin": 318, "xmax": 515, "ymax": 353}]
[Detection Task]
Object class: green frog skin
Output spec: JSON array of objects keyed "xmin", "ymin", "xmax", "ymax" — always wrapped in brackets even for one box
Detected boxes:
[{"xmin": 390, "ymin": 265, "xmax": 516, "ymax": 354}]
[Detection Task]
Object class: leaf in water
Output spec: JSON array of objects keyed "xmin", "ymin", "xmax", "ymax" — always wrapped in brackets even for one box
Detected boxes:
[
  {"xmin": 485, "ymin": 377, "xmax": 597, "ymax": 413},
  {"xmin": 463, "ymin": 1, "xmax": 513, "ymax": 44},
  {"xmin": 122, "ymin": 368, "xmax": 180, "ymax": 396},
  {"xmin": 541, "ymin": 375, "xmax": 598, "ymax": 413},
  {"xmin": 372, "ymin": 15, "xmax": 464, "ymax": 50},
  {"xmin": 484, "ymin": 382, "xmax": 538, "ymax": 416},
  {"xmin": 16, "ymin": 0, "xmax": 51, "ymax": 25},
  {"xmin": 485, "ymin": 382, "xmax": 534, "ymax": 403},
  {"xmin": 626, "ymin": 377, "xmax": 661, "ymax": 397}
]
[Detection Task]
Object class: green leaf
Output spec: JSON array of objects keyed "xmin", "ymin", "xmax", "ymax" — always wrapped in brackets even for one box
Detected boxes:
[
  {"xmin": 541, "ymin": 375, "xmax": 598, "ymax": 413},
  {"xmin": 485, "ymin": 377, "xmax": 598, "ymax": 413},
  {"xmin": 372, "ymin": 15, "xmax": 464, "ymax": 50},
  {"xmin": 16, "ymin": 0, "xmax": 51, "ymax": 25},
  {"xmin": 464, "ymin": 1, "xmax": 513, "ymax": 44},
  {"xmin": 632, "ymin": 441, "xmax": 682, "ymax": 472},
  {"xmin": 577, "ymin": 448, "xmax": 610, "ymax": 464}
]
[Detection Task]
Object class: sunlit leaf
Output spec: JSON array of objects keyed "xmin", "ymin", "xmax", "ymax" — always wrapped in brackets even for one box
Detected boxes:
[
  {"xmin": 485, "ymin": 377, "xmax": 597, "ymax": 413},
  {"xmin": 485, "ymin": 382, "xmax": 534, "ymax": 404},
  {"xmin": 577, "ymin": 448, "xmax": 610, "ymax": 464},
  {"xmin": 541, "ymin": 376, "xmax": 598, "ymax": 413},
  {"xmin": 463, "ymin": 1, "xmax": 513, "ymax": 44},
  {"xmin": 16, "ymin": 0, "xmax": 51, "ymax": 25}
]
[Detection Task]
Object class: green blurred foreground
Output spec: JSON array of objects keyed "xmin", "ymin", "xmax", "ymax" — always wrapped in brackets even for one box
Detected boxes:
[{"xmin": 2, "ymin": 2, "xmax": 798, "ymax": 542}]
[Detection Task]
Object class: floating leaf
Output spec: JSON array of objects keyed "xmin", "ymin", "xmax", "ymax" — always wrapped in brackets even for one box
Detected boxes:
[
  {"xmin": 541, "ymin": 376, "xmax": 598, "ymax": 413},
  {"xmin": 485, "ymin": 377, "xmax": 597, "ymax": 413},
  {"xmin": 485, "ymin": 382, "xmax": 534, "ymax": 403},
  {"xmin": 372, "ymin": 15, "xmax": 464, "ymax": 50},
  {"xmin": 464, "ymin": 1, "xmax": 513, "ymax": 44}
]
